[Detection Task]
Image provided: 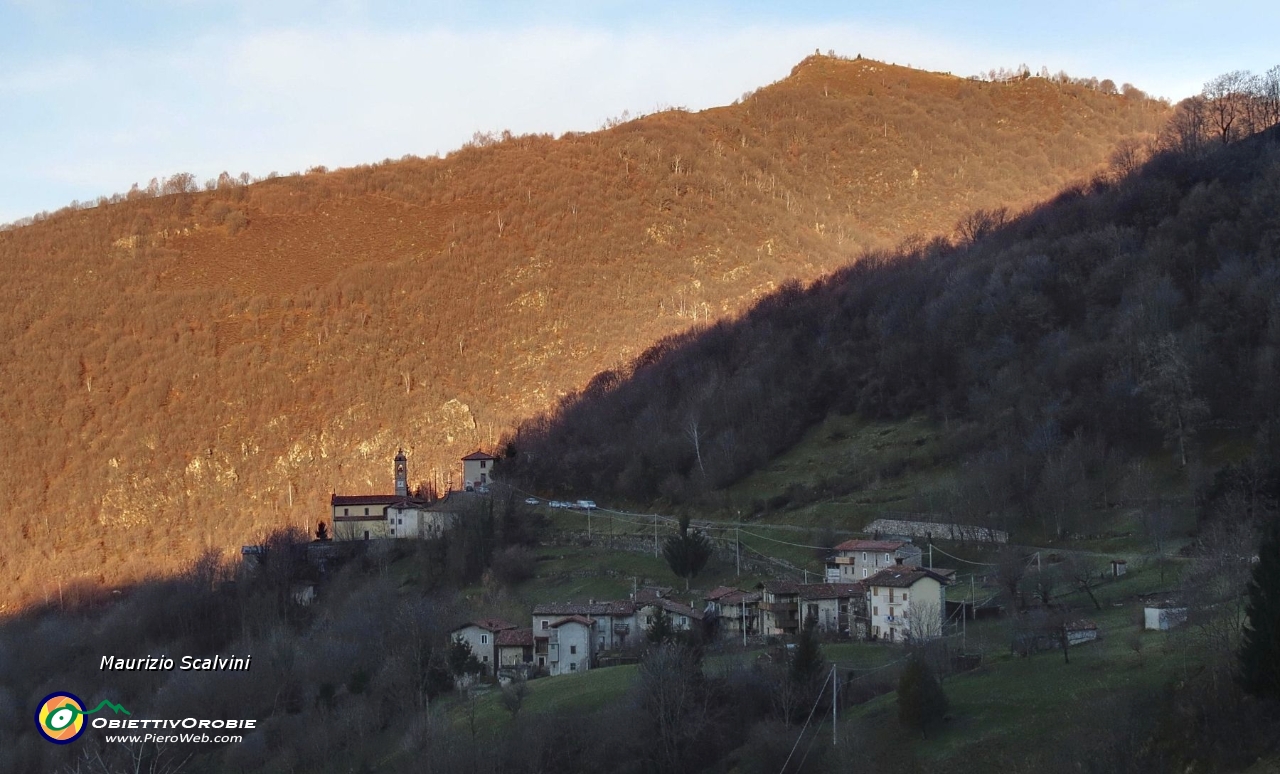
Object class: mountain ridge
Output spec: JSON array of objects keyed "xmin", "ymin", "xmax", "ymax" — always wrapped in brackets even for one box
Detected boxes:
[{"xmin": 0, "ymin": 55, "xmax": 1168, "ymax": 607}]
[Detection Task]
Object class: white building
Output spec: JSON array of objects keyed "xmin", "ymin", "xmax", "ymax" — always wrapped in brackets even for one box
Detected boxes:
[
  {"xmin": 451, "ymin": 618, "xmax": 518, "ymax": 675},
  {"xmin": 865, "ymin": 565, "xmax": 955, "ymax": 643},
  {"xmin": 386, "ymin": 493, "xmax": 464, "ymax": 539},
  {"xmin": 547, "ymin": 616, "xmax": 596, "ymax": 675},
  {"xmin": 831, "ymin": 539, "xmax": 922, "ymax": 581},
  {"xmin": 532, "ymin": 601, "xmax": 637, "ymax": 665},
  {"xmin": 461, "ymin": 451, "xmax": 497, "ymax": 490}
]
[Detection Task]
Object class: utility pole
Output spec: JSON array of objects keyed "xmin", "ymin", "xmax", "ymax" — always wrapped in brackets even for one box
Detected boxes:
[
  {"xmin": 736, "ymin": 523, "xmax": 741, "ymax": 577},
  {"xmin": 929, "ymin": 541, "xmax": 933, "ymax": 568},
  {"xmin": 742, "ymin": 598, "xmax": 747, "ymax": 648},
  {"xmin": 831, "ymin": 664, "xmax": 838, "ymax": 746},
  {"xmin": 588, "ymin": 507, "xmax": 592, "ymax": 541},
  {"xmin": 654, "ymin": 514, "xmax": 659, "ymax": 557}
]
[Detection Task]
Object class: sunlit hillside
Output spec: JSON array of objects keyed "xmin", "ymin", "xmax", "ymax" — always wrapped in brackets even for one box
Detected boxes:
[{"xmin": 0, "ymin": 55, "xmax": 1168, "ymax": 608}]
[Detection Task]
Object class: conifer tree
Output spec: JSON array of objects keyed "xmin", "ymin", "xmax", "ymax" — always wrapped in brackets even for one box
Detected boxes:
[
  {"xmin": 647, "ymin": 606, "xmax": 675, "ymax": 646},
  {"xmin": 898, "ymin": 653, "xmax": 949, "ymax": 736},
  {"xmin": 1240, "ymin": 519, "xmax": 1280, "ymax": 700},
  {"xmin": 448, "ymin": 637, "xmax": 484, "ymax": 678},
  {"xmin": 663, "ymin": 515, "xmax": 712, "ymax": 590},
  {"xmin": 789, "ymin": 617, "xmax": 826, "ymax": 688}
]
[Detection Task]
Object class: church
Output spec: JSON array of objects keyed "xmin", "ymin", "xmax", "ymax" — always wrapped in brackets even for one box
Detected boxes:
[{"xmin": 330, "ymin": 450, "xmax": 475, "ymax": 541}]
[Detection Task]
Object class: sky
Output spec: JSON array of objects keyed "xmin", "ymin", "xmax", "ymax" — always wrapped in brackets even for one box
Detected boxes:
[{"xmin": 2, "ymin": 1, "xmax": 1278, "ymax": 225}]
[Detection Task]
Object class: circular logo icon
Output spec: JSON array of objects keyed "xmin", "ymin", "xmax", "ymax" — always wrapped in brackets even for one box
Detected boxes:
[{"xmin": 36, "ymin": 692, "xmax": 86, "ymax": 744}]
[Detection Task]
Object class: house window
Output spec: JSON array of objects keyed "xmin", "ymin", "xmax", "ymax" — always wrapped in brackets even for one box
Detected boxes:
[
  {"xmin": 873, "ymin": 606, "xmax": 878, "ymax": 616},
  {"xmin": 889, "ymin": 589, "xmax": 895, "ymax": 603},
  {"xmin": 541, "ymin": 621, "xmax": 549, "ymax": 630},
  {"xmin": 482, "ymin": 655, "xmax": 488, "ymax": 662},
  {"xmin": 862, "ymin": 568, "xmax": 868, "ymax": 578},
  {"xmin": 365, "ymin": 507, "xmax": 370, "ymax": 516},
  {"xmin": 363, "ymin": 530, "xmax": 369, "ymax": 540},
  {"xmin": 862, "ymin": 551, "xmax": 867, "ymax": 561},
  {"xmin": 884, "ymin": 553, "xmax": 890, "ymax": 564},
  {"xmin": 480, "ymin": 460, "xmax": 486, "ymax": 468},
  {"xmin": 398, "ymin": 517, "xmax": 403, "ymax": 525},
  {"xmin": 679, "ymin": 617, "xmax": 687, "ymax": 626},
  {"xmin": 344, "ymin": 508, "xmax": 349, "ymax": 516},
  {"xmin": 570, "ymin": 663, "xmax": 577, "ymax": 672},
  {"xmin": 481, "ymin": 634, "xmax": 488, "ymax": 645},
  {"xmin": 902, "ymin": 592, "xmax": 908, "ymax": 601},
  {"xmin": 570, "ymin": 645, "xmax": 577, "ymax": 655}
]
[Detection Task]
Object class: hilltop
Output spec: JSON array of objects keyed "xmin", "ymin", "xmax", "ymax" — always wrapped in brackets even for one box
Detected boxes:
[{"xmin": 0, "ymin": 56, "xmax": 1167, "ymax": 606}]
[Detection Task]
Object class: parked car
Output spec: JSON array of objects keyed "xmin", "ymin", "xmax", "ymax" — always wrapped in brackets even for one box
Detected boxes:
[
  {"xmin": 524, "ymin": 497, "xmax": 539, "ymax": 505},
  {"xmin": 574, "ymin": 500, "xmax": 597, "ymax": 510},
  {"xmin": 549, "ymin": 501, "xmax": 567, "ymax": 509}
]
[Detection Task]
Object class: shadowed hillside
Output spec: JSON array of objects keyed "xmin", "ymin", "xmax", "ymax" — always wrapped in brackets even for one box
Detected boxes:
[
  {"xmin": 0, "ymin": 56, "xmax": 1167, "ymax": 608},
  {"xmin": 505, "ymin": 119, "xmax": 1280, "ymax": 542}
]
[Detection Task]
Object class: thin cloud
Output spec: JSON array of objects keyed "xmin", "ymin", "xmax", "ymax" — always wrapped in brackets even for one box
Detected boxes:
[{"xmin": 0, "ymin": 18, "xmax": 1199, "ymax": 223}]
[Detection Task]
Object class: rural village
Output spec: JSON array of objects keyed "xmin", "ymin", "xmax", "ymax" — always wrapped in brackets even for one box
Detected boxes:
[{"xmin": 242, "ymin": 450, "xmax": 1177, "ymax": 690}]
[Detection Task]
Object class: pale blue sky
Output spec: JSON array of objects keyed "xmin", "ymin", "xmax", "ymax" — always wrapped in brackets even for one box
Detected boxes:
[{"xmin": 2, "ymin": 1, "xmax": 1277, "ymax": 225}]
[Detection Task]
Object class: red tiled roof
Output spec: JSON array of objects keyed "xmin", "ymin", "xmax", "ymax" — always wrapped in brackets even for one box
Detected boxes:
[
  {"xmin": 633, "ymin": 587, "xmax": 674, "ymax": 604},
  {"xmin": 640, "ymin": 598, "xmax": 704, "ymax": 620},
  {"xmin": 865, "ymin": 566, "xmax": 955, "ymax": 588},
  {"xmin": 331, "ymin": 494, "xmax": 399, "ymax": 506},
  {"xmin": 762, "ymin": 580, "xmax": 799, "ymax": 595},
  {"xmin": 706, "ymin": 586, "xmax": 739, "ymax": 601},
  {"xmin": 453, "ymin": 617, "xmax": 518, "ymax": 633},
  {"xmin": 532, "ymin": 601, "xmax": 635, "ymax": 616},
  {"xmin": 496, "ymin": 627, "xmax": 534, "ymax": 646},
  {"xmin": 798, "ymin": 582, "xmax": 866, "ymax": 600},
  {"xmin": 719, "ymin": 590, "xmax": 761, "ymax": 606},
  {"xmin": 550, "ymin": 615, "xmax": 596, "ymax": 628},
  {"xmin": 833, "ymin": 539, "xmax": 910, "ymax": 552},
  {"xmin": 462, "ymin": 451, "xmax": 497, "ymax": 461}
]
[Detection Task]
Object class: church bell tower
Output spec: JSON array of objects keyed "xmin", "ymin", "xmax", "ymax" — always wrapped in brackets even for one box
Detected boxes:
[{"xmin": 394, "ymin": 449, "xmax": 408, "ymax": 497}]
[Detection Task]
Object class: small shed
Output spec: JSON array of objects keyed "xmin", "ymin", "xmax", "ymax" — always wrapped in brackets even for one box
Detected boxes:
[
  {"xmin": 1065, "ymin": 620, "xmax": 1099, "ymax": 646},
  {"xmin": 1144, "ymin": 605, "xmax": 1187, "ymax": 631},
  {"xmin": 1110, "ymin": 559, "xmax": 1128, "ymax": 577}
]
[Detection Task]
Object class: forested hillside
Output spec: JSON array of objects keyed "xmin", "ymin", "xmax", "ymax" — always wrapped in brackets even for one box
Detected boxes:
[
  {"xmin": 506, "ymin": 103, "xmax": 1280, "ymax": 541},
  {"xmin": 0, "ymin": 56, "xmax": 1167, "ymax": 608}
]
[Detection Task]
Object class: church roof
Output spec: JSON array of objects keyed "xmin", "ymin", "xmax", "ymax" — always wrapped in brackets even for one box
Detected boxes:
[{"xmin": 331, "ymin": 494, "xmax": 399, "ymax": 506}]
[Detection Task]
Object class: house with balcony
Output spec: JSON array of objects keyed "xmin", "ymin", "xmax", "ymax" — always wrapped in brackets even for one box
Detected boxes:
[
  {"xmin": 706, "ymin": 587, "xmax": 761, "ymax": 639},
  {"xmin": 831, "ymin": 539, "xmax": 922, "ymax": 582},
  {"xmin": 532, "ymin": 601, "xmax": 637, "ymax": 664},
  {"xmin": 797, "ymin": 583, "xmax": 867, "ymax": 638},
  {"xmin": 759, "ymin": 580, "xmax": 801, "ymax": 636},
  {"xmin": 545, "ymin": 616, "xmax": 596, "ymax": 675},
  {"xmin": 865, "ymin": 565, "xmax": 955, "ymax": 643},
  {"xmin": 636, "ymin": 595, "xmax": 704, "ymax": 635}
]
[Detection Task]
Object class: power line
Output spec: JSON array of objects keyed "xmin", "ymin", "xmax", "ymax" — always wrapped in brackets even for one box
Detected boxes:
[
  {"xmin": 928, "ymin": 543, "xmax": 1002, "ymax": 567},
  {"xmin": 779, "ymin": 668, "xmax": 831, "ymax": 774}
]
